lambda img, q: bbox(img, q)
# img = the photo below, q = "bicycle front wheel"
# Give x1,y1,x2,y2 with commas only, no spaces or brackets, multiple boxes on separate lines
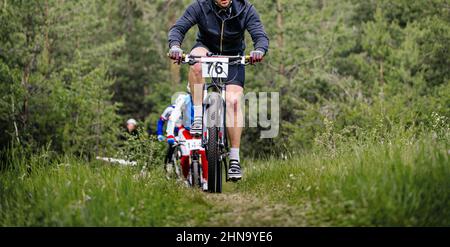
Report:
205,92,224,193
191,160,201,188
207,127,222,193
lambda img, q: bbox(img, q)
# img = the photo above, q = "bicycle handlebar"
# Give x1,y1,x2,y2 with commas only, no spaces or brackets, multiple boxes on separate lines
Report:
167,53,251,65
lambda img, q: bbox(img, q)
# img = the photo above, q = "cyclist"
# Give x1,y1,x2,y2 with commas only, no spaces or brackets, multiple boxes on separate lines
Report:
157,106,175,143
166,89,209,191
168,0,269,181
156,104,178,168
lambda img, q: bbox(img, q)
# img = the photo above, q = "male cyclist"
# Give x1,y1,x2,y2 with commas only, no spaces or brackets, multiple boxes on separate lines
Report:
166,91,209,191
168,0,269,181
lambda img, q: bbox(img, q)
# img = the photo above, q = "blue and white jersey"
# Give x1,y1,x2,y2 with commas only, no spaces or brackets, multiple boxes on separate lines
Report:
166,93,194,137
156,105,175,136
160,106,174,121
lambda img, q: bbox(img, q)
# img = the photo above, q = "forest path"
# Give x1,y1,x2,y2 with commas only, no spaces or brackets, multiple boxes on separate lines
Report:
200,192,316,226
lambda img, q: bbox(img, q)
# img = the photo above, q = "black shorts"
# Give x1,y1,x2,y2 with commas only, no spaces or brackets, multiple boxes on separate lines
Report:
191,42,245,88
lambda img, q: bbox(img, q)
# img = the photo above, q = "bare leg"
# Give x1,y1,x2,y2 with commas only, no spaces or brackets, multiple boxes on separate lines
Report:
226,85,244,149
226,84,244,180
189,47,209,106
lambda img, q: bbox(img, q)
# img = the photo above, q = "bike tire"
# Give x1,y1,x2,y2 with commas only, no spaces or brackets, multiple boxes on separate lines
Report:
191,160,201,188
207,127,222,193
205,92,224,193
173,146,182,180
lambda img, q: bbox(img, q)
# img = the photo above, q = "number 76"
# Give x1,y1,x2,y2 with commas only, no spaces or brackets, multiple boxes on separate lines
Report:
208,62,224,75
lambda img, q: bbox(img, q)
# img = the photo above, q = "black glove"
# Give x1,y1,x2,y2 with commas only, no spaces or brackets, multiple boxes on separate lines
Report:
249,49,264,64
169,45,183,63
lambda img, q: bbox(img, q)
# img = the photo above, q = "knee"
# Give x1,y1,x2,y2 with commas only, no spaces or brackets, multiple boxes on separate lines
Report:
226,94,241,109
190,63,202,79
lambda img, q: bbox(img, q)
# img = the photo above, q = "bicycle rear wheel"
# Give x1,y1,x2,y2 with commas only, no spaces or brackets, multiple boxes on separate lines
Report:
173,146,182,180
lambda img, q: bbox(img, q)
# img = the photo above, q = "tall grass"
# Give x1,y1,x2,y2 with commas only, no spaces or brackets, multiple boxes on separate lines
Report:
1,131,448,226
0,153,212,226
237,132,450,226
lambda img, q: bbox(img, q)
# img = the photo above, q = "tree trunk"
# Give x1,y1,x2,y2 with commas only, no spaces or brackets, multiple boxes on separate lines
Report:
11,95,20,144
20,10,41,138
276,0,285,76
317,0,324,9
43,0,51,76
379,59,384,85
20,13,33,131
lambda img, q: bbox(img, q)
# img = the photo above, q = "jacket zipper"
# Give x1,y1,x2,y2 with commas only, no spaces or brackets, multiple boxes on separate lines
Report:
220,20,225,54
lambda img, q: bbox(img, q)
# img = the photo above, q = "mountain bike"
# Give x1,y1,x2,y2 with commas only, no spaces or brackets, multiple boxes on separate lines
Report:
177,53,250,193
176,138,204,189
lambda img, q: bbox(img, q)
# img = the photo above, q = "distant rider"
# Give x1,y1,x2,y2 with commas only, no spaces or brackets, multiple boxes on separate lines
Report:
166,89,208,191
156,103,179,170
125,118,139,139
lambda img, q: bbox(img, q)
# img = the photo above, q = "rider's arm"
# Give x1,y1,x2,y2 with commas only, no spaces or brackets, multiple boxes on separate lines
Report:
168,3,200,48
245,5,270,54
157,106,173,135
166,95,186,137
156,118,165,136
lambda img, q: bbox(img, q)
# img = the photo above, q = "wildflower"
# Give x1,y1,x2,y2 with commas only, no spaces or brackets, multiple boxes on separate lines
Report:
84,195,92,202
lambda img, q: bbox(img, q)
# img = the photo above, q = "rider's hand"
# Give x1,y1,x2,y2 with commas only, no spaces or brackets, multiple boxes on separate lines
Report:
169,45,183,64
249,49,264,64
167,135,175,145
157,135,165,142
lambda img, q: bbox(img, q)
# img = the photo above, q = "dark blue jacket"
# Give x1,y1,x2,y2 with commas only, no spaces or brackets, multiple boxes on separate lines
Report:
168,0,269,55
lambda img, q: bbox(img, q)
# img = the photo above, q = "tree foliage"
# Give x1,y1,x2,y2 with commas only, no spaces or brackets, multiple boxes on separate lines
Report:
1,0,448,159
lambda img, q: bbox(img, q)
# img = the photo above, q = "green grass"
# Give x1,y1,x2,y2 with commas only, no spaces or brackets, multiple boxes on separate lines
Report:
236,136,450,226
0,158,213,226
1,134,449,226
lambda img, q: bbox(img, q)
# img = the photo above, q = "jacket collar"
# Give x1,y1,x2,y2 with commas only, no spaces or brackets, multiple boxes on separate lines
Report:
203,0,247,19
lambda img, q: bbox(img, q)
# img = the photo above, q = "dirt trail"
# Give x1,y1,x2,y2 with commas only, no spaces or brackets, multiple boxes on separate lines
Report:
202,192,312,226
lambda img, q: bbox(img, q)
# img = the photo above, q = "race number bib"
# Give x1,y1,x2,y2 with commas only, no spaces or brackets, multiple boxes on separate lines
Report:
185,139,203,151
201,57,229,78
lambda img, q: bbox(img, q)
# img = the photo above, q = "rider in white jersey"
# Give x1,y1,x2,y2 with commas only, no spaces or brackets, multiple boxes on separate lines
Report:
166,94,193,139
166,92,208,191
